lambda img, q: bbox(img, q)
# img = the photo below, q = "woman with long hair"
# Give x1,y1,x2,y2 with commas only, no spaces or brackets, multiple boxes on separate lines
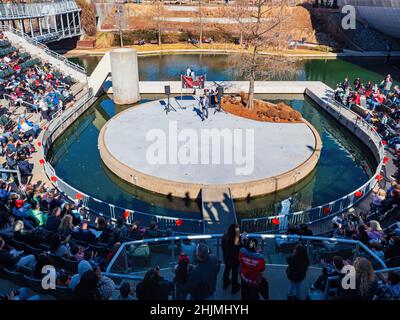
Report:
354,257,378,299
338,257,378,300
58,214,74,239
286,243,310,300
367,220,385,242
221,223,242,294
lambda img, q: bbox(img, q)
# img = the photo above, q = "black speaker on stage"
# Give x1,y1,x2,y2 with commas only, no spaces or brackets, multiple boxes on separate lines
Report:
217,86,224,97
164,85,171,95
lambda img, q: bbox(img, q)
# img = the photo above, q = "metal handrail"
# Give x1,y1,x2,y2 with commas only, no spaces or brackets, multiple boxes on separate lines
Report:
41,91,204,233
3,93,39,113
0,25,86,75
240,93,385,232
0,168,21,186
41,85,386,235
375,267,400,274
105,233,388,274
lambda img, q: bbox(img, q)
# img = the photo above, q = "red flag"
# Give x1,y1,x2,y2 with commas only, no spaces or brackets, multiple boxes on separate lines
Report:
271,218,280,226
383,157,389,164
323,207,331,215
122,210,130,220
182,75,205,89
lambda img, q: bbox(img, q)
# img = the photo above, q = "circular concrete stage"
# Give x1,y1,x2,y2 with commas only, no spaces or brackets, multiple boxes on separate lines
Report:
99,98,322,199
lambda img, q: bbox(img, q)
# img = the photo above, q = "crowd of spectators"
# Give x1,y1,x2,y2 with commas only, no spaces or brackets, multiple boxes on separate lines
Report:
0,176,175,299
0,27,399,300
129,223,400,301
0,31,77,189
334,74,400,144
0,31,75,121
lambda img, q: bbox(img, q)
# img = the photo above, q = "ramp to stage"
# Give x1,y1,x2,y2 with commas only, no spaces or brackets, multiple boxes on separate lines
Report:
201,187,237,234
88,51,111,96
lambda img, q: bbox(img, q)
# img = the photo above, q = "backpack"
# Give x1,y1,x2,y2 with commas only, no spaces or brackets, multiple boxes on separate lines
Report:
18,160,32,175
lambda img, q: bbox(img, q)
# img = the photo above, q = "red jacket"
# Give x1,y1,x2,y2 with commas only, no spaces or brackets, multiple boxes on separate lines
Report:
239,247,265,286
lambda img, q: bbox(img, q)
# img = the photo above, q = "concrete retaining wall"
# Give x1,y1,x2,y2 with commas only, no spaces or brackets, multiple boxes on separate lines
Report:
98,114,322,199
305,88,381,164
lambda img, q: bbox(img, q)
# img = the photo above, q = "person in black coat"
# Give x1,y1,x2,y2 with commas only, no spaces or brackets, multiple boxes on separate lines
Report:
72,221,97,245
221,223,242,294
384,236,400,261
44,207,62,233
136,267,172,300
183,243,220,300
286,243,310,300
0,237,17,269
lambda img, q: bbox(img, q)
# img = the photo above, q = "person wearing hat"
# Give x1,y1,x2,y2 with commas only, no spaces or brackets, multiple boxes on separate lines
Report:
69,259,93,290
12,198,32,223
174,253,194,300
239,238,266,300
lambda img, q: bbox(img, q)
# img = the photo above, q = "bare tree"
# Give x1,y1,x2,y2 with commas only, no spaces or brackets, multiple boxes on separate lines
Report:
198,0,203,46
230,0,297,109
116,2,124,47
76,0,96,37
151,0,165,46
218,0,249,46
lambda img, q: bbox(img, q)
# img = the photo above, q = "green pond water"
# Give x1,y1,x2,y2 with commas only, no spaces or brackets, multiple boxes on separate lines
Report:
69,53,399,88
50,54,399,220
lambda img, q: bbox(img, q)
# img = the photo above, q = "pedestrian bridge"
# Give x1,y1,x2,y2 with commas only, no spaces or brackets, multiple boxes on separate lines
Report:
0,0,82,43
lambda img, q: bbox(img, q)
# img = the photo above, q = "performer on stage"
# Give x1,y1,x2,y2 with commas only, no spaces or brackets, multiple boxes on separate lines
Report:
216,85,223,112
200,92,209,120
186,67,192,77
209,89,217,108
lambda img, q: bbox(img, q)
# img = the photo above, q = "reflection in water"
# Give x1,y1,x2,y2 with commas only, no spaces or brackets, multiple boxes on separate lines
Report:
69,54,399,89
50,94,376,219
59,53,394,219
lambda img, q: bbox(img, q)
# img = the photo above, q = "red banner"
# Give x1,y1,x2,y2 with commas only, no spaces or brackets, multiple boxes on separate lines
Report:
182,75,205,89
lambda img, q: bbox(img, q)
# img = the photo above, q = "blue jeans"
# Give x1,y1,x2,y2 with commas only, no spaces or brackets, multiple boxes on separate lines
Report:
175,283,187,300
288,281,303,298
367,99,380,111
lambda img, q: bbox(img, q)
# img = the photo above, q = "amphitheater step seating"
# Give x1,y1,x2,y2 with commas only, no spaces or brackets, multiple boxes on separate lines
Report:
71,82,89,100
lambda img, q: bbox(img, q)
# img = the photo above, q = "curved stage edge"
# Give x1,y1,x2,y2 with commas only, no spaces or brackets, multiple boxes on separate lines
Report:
98,99,322,200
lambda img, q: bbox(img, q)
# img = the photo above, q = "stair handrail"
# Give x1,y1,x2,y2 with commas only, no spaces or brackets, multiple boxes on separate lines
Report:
0,25,86,75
